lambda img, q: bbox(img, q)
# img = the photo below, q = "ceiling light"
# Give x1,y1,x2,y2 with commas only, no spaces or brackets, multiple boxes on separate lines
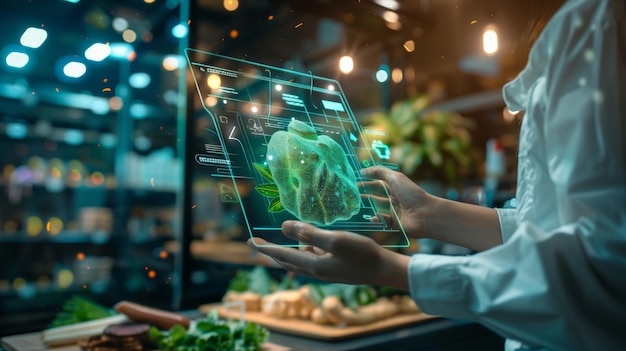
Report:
339,56,354,74
63,61,87,78
374,0,399,11
223,0,239,11
483,27,499,55
6,52,29,68
85,43,111,61
20,27,48,48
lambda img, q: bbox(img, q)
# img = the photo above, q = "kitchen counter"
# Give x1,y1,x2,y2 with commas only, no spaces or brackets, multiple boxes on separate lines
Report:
267,318,503,351
1,310,503,351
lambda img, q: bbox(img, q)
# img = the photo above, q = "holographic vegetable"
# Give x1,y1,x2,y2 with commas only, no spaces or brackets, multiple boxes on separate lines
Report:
260,120,360,225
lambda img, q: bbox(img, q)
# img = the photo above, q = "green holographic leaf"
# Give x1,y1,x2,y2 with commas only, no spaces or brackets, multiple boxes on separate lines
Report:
255,183,280,197
268,197,285,212
253,162,274,182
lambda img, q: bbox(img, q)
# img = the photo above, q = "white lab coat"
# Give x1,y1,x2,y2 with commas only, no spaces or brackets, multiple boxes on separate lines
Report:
408,0,626,350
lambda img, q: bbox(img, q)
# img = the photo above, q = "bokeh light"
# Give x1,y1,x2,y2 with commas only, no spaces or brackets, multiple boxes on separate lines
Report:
403,40,415,53
57,269,74,289
20,27,48,48
339,55,354,74
46,217,64,235
224,0,239,11
26,216,44,236
483,27,498,55
207,74,221,89
162,54,183,71
122,29,137,43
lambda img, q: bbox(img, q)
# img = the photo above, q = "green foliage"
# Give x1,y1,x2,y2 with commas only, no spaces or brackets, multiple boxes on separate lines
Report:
253,162,285,213
227,266,277,296
308,283,377,309
365,95,477,187
252,163,274,183
149,311,269,351
254,183,280,197
267,197,285,213
48,295,117,328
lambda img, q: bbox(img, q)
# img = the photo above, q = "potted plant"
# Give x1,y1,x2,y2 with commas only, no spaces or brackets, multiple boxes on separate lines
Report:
364,95,477,191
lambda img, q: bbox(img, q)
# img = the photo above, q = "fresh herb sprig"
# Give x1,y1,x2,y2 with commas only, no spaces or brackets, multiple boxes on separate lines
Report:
49,295,117,328
149,310,269,351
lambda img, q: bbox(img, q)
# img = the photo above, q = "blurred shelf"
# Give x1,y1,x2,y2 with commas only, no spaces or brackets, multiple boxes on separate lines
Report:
0,231,112,244
166,239,276,266
0,181,178,194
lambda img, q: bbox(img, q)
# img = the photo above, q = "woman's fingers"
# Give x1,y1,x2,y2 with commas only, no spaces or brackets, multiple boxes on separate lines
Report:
250,238,321,270
360,193,390,204
280,220,366,254
360,165,396,182
361,166,410,195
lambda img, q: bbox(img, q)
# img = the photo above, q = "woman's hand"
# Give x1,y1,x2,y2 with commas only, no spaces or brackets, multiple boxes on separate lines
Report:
360,166,434,239
248,220,410,291
362,166,502,251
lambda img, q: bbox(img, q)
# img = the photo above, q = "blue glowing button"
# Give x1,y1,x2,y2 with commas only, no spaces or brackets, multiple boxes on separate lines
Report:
321,100,345,112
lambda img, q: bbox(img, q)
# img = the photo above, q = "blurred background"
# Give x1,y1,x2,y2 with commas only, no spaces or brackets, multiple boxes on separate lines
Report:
0,0,558,339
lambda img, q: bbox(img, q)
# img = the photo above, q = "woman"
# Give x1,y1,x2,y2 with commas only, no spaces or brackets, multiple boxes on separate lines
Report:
249,0,626,349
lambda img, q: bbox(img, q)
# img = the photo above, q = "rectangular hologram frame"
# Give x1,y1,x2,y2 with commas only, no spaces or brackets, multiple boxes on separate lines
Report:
186,48,410,248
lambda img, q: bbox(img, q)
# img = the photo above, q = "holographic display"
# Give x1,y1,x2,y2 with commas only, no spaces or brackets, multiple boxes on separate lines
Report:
186,48,410,247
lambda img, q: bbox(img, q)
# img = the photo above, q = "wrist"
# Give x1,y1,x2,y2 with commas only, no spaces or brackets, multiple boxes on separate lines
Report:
374,249,411,291
421,193,443,240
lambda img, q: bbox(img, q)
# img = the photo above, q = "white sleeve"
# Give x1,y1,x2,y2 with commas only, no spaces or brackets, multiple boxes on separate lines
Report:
495,208,517,243
409,1,626,350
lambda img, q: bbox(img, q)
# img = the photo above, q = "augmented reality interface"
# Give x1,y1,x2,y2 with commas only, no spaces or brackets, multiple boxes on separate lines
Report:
186,48,409,247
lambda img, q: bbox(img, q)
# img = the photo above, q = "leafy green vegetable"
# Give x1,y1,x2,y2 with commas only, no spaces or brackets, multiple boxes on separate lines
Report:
149,310,269,351
247,266,276,296
49,295,117,328
227,270,252,293
309,283,377,309
277,273,300,291
228,266,278,296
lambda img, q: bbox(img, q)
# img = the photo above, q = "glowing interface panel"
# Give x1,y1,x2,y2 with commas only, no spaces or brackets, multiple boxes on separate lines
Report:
186,48,409,247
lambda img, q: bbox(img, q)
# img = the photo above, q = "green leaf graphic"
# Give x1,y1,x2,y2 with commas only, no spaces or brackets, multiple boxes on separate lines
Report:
268,197,285,212
253,162,274,182
255,183,280,197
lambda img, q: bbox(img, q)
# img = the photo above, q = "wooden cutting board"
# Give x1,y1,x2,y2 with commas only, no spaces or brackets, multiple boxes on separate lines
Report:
1,332,290,351
199,303,437,340
1,333,81,351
